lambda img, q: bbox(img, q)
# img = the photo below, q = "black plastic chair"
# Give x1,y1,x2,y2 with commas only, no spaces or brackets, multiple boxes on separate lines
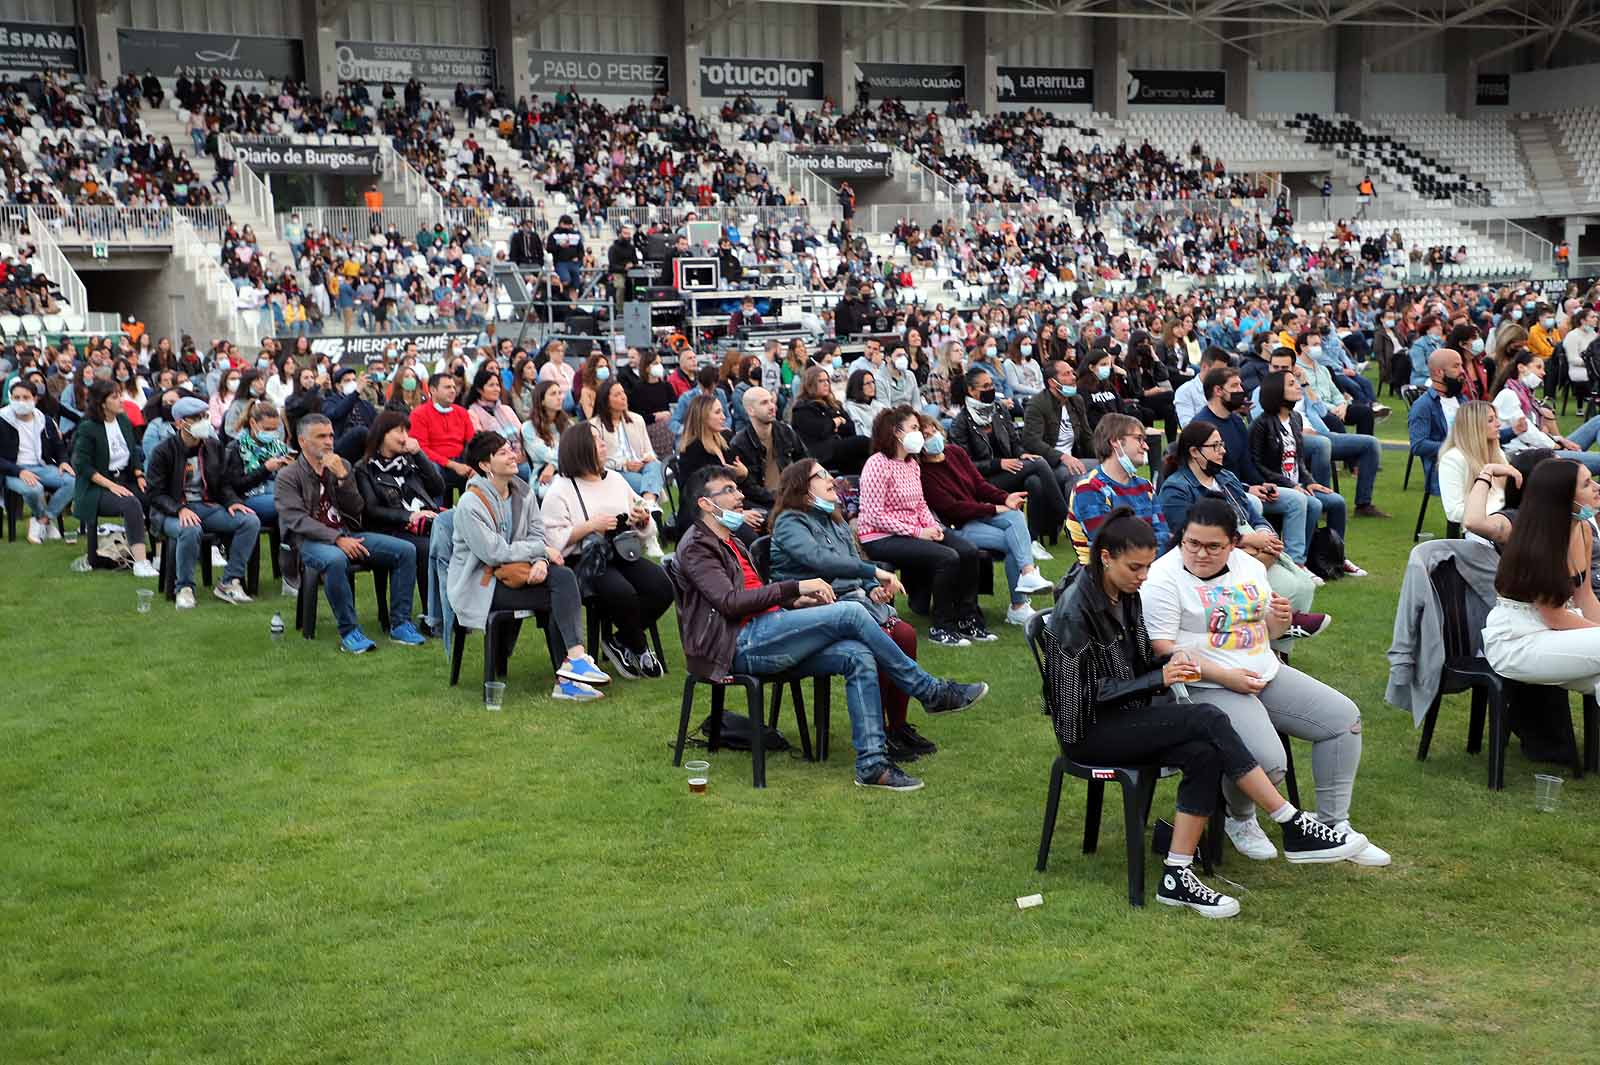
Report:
4,487,67,542
293,550,391,639
585,604,669,675
1400,385,1423,492
243,522,284,598
1024,611,1166,907
155,528,218,600
747,535,834,759
664,556,816,788
449,608,564,689
1418,556,1512,788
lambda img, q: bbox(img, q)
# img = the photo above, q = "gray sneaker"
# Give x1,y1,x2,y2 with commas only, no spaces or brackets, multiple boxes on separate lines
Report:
213,579,254,605
855,762,924,792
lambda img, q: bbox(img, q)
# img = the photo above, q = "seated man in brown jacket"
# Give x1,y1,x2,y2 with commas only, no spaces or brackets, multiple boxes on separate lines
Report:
672,464,989,793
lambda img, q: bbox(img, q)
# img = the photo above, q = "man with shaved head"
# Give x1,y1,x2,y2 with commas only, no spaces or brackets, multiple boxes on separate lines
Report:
730,386,808,510
1408,347,1465,497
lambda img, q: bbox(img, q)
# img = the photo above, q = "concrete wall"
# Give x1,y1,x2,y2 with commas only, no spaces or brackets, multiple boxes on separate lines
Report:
1367,73,1448,114
1512,62,1600,113
532,0,665,54
1256,70,1334,114
338,0,490,48
114,0,303,36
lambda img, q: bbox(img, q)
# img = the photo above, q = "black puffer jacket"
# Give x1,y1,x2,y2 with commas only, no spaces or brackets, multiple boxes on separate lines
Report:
354,451,446,534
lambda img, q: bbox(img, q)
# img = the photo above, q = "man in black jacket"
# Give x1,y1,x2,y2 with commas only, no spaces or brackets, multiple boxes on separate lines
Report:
833,282,876,339
729,387,806,507
608,222,638,312
509,218,544,270
546,214,585,289
147,397,260,608
1021,358,1091,491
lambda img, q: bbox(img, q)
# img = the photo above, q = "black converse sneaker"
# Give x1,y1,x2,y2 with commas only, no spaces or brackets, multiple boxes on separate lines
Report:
1156,863,1240,918
1281,812,1369,863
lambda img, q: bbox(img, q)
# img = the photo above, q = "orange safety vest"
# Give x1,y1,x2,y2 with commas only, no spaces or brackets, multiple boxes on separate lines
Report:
1557,244,1570,262
364,188,383,211
1358,179,1374,196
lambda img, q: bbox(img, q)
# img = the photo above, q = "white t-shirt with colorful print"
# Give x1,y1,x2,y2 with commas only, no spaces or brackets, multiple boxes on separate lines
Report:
1139,546,1280,686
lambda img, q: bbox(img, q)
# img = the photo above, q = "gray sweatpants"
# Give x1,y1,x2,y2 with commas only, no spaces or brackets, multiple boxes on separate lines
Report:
1201,662,1362,824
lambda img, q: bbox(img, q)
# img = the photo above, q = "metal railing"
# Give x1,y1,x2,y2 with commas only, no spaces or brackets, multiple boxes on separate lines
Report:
1471,217,1555,271
894,148,960,205
22,208,87,317
172,212,257,348
234,162,276,235
385,144,444,215
604,203,826,236
278,206,489,242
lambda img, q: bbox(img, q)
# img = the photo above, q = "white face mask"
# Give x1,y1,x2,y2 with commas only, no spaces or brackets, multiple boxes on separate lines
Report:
187,419,214,440
341,380,360,395
900,429,925,455
9,398,35,417
650,363,665,380
893,355,909,371
1520,372,1541,389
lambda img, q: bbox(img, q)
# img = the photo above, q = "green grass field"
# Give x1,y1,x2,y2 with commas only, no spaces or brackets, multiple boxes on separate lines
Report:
6,426,1600,1063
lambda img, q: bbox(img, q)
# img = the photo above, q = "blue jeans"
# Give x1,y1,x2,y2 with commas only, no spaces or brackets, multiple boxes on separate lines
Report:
554,261,582,289
1311,487,1346,542
957,509,1032,605
160,502,260,590
1567,414,1600,451
733,601,940,776
1261,488,1314,564
620,460,666,498
1318,428,1382,505
6,464,73,519
299,532,417,637
243,490,277,528
1332,372,1376,404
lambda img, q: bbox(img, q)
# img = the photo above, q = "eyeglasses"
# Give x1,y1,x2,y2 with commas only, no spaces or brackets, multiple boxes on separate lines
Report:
1199,441,1226,453
1181,537,1231,556
708,485,743,499
810,470,834,483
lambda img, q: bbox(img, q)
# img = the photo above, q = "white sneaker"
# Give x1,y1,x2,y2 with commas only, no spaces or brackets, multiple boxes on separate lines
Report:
132,559,159,579
175,587,196,610
1308,573,1326,588
44,520,62,541
26,517,44,544
1333,820,1392,866
213,579,253,605
1005,602,1038,626
1225,814,1279,860
211,546,228,568
1030,539,1054,561
1015,570,1054,595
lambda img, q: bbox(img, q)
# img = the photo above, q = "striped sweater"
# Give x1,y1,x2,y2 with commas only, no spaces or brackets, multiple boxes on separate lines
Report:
1066,466,1170,564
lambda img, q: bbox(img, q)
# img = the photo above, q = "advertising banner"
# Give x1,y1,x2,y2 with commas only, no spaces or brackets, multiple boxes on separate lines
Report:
788,146,893,179
1126,68,1226,106
528,49,668,96
335,41,495,90
855,62,964,103
116,29,305,83
281,331,482,364
1476,73,1510,107
996,66,1092,105
234,138,383,176
0,21,83,73
699,56,823,100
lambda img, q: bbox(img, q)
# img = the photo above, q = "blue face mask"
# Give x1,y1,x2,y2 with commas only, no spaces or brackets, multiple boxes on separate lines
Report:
1096,365,1112,381
256,428,283,443
1578,505,1597,523
596,366,611,381
1116,446,1138,475
831,355,843,369
812,496,835,514
1061,385,1078,397
923,433,946,456
715,504,745,531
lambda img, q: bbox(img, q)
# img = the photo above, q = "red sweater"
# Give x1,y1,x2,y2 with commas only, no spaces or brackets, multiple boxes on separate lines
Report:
919,444,1008,525
409,401,475,467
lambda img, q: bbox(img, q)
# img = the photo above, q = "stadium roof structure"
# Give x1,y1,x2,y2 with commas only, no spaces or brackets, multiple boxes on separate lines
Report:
765,0,1600,68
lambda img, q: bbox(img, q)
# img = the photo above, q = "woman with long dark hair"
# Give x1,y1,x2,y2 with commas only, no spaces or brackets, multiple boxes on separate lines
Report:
464,367,527,478
1041,508,1371,918
1125,337,1176,441
791,365,870,475
356,408,446,625
520,378,569,501
71,380,157,576
1484,458,1600,694
769,457,935,763
1249,369,1361,575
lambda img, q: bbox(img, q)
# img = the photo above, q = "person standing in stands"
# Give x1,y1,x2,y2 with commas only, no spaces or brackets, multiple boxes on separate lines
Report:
607,221,637,313
275,413,427,654
546,214,586,290
676,463,988,792
410,372,476,493
146,397,260,609
510,217,545,271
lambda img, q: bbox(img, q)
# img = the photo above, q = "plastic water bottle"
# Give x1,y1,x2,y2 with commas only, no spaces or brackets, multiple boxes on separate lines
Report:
270,612,285,642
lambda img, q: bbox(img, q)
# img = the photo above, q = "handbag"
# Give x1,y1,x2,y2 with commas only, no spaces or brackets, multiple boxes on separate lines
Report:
466,485,537,588
839,587,897,627
568,477,645,593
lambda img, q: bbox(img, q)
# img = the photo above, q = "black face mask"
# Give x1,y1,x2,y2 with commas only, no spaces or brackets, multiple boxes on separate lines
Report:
1224,391,1249,411
1443,375,1464,399
1200,457,1224,477
978,388,997,404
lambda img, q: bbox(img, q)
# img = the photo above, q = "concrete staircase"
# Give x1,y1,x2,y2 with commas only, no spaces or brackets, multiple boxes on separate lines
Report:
1513,115,1580,212
138,106,294,268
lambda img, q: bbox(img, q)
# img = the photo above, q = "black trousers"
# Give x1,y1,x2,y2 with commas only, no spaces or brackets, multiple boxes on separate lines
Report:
489,564,584,653
1323,405,1375,437
588,556,674,652
94,470,147,543
862,531,980,628
1065,699,1260,817
989,456,1067,539
1138,391,1179,441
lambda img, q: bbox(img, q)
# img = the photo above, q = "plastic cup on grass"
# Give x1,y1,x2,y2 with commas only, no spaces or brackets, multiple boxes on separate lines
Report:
484,681,506,711
685,760,710,794
1534,773,1563,812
